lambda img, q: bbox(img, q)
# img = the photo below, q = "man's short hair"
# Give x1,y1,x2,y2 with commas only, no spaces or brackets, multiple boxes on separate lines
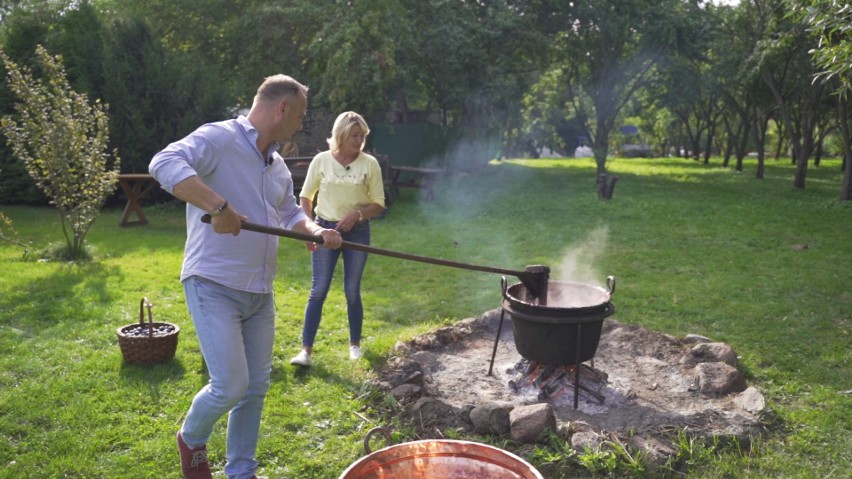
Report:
255,74,308,102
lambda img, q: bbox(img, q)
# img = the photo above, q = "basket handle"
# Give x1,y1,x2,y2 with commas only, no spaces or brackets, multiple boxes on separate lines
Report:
139,297,154,338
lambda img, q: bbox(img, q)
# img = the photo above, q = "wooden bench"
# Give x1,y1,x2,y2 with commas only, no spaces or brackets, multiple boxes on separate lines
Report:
117,174,159,227
389,165,446,201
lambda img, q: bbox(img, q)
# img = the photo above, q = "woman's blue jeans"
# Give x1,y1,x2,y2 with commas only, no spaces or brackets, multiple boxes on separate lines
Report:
301,218,370,348
180,275,275,479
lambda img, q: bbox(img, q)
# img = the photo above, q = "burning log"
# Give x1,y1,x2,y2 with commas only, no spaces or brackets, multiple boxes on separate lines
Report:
508,359,608,406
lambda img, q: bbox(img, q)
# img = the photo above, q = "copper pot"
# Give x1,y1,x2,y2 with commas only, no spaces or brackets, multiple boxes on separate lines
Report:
339,428,543,479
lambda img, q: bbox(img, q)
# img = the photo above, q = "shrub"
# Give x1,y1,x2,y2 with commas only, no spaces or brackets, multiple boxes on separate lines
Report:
0,44,119,261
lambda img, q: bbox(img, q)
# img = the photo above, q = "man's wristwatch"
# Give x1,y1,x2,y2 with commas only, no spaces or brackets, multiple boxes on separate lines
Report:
208,200,229,217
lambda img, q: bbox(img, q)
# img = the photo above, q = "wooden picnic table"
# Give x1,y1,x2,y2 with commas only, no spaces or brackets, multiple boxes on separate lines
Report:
114,159,311,229
113,157,397,227
389,165,446,201
117,173,158,227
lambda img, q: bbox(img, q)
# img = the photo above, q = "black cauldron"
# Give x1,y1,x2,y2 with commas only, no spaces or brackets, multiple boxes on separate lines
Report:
501,276,615,365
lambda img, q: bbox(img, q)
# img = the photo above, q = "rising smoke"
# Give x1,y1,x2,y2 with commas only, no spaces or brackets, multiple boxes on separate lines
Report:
554,225,610,287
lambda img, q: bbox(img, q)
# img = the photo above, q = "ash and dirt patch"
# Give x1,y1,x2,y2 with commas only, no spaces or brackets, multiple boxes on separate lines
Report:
376,309,768,441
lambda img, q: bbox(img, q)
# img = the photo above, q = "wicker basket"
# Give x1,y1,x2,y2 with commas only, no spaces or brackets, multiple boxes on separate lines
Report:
117,297,180,364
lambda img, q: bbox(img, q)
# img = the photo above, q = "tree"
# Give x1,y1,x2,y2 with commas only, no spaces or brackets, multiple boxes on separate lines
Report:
798,0,852,95
0,2,55,203
100,14,230,174
749,0,830,190
837,94,852,200
0,44,119,260
648,3,728,165
795,0,852,199
657,54,723,163
388,0,539,167
523,0,692,199
716,0,778,177
0,1,233,200
307,0,405,114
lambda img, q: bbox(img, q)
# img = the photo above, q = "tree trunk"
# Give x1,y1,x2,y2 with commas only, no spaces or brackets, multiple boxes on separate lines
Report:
594,149,610,199
793,150,808,189
839,96,852,201
721,116,733,166
791,124,812,189
596,172,618,200
764,70,818,189
703,123,715,164
691,131,702,161
736,120,751,172
793,113,818,188
814,141,822,167
753,113,768,180
593,130,615,199
774,131,785,161
593,117,615,199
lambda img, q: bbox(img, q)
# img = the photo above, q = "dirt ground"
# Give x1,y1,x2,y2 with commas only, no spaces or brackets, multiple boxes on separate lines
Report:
379,308,767,440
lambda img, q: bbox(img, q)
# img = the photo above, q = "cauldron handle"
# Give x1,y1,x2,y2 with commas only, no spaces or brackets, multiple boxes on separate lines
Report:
501,276,510,301
364,426,393,454
606,275,617,295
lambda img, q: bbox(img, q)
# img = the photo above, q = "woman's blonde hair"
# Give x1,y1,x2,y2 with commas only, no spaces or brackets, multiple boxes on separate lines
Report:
327,111,370,152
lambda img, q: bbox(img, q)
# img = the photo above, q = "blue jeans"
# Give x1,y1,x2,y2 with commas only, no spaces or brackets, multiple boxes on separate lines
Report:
301,218,370,347
180,276,275,479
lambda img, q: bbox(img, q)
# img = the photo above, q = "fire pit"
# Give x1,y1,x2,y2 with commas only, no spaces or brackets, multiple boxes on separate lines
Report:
375,308,767,466
489,277,616,408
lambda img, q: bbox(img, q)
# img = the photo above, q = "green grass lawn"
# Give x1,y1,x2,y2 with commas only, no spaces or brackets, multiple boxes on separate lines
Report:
0,156,849,478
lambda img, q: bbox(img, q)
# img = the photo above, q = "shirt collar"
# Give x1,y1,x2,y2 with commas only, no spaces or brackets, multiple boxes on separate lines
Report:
237,115,280,161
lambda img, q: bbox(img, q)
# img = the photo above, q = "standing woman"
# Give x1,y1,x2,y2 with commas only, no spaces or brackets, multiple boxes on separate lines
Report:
290,112,385,367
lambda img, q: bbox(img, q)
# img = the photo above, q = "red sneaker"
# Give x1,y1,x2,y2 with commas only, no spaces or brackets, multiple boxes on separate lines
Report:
176,431,212,479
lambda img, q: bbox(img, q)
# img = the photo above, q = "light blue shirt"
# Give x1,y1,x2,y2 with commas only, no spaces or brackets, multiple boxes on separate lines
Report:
149,115,308,293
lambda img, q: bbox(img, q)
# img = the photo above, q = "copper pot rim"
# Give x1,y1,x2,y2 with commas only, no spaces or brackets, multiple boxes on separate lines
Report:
339,438,544,479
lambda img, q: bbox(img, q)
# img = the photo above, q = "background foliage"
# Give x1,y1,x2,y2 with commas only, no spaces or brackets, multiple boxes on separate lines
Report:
0,0,849,204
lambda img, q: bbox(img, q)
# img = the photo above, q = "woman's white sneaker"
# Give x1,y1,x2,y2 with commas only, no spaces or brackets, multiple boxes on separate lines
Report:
349,345,363,360
290,350,312,367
